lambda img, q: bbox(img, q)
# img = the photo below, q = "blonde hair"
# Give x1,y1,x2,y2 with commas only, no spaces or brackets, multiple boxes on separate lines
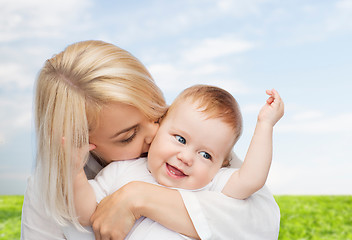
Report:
166,84,243,166
34,40,167,227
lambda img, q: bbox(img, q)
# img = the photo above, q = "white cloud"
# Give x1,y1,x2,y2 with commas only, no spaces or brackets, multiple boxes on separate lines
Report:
211,78,250,95
115,0,268,44
0,96,33,143
0,63,33,89
190,64,228,76
0,172,31,181
241,103,263,115
267,1,352,46
0,134,4,145
268,159,352,195
14,110,32,129
149,63,185,94
216,0,265,17
291,110,324,121
149,62,250,98
277,113,352,133
182,36,255,64
0,0,92,42
327,0,352,32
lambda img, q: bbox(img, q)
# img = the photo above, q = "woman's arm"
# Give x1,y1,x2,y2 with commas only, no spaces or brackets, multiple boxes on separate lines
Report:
90,181,199,240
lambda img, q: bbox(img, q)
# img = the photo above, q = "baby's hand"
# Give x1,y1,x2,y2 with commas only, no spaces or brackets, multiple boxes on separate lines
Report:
74,143,96,172
258,89,284,126
62,137,96,174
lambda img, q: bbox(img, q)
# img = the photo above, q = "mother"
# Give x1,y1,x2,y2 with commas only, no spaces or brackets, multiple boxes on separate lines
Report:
21,40,280,239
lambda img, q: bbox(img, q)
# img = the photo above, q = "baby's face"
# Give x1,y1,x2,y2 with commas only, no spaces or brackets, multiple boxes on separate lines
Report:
148,100,234,190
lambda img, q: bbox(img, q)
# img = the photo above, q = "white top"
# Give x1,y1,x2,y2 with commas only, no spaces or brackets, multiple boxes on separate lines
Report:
21,154,280,240
64,158,236,240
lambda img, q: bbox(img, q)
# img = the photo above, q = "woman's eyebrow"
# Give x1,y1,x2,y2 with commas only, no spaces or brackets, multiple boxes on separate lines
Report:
109,124,138,139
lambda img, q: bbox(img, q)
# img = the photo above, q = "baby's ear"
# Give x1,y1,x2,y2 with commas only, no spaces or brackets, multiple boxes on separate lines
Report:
222,157,230,167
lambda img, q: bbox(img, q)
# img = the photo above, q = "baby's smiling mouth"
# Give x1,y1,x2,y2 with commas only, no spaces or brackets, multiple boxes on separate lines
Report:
166,163,187,178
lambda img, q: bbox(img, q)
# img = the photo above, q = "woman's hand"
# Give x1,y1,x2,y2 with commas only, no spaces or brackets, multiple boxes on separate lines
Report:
90,182,141,240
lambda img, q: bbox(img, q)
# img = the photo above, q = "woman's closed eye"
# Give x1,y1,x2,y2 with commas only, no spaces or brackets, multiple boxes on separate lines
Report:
119,128,138,144
175,135,186,144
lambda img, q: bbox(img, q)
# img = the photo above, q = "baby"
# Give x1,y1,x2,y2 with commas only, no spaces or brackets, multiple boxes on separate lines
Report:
73,84,284,239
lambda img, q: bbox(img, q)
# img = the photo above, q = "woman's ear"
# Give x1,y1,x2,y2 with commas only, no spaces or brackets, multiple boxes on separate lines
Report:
89,143,96,151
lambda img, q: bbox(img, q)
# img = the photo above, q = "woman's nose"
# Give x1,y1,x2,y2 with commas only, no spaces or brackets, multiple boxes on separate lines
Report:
142,121,159,154
141,141,150,154
145,121,159,145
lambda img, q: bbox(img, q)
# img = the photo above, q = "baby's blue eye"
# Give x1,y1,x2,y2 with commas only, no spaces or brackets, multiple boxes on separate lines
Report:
200,151,211,160
175,135,186,144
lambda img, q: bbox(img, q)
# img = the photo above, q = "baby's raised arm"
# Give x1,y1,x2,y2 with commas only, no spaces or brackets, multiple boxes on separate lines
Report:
222,89,284,199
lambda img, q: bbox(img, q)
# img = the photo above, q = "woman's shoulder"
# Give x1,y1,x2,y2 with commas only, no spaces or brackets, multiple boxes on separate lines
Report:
21,175,65,239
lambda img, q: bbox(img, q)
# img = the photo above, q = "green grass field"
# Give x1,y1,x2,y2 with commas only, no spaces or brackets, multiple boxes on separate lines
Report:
0,196,23,240
1,195,351,240
275,195,352,240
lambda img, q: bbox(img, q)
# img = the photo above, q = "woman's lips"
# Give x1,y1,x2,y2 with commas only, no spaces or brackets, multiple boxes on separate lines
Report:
166,163,187,178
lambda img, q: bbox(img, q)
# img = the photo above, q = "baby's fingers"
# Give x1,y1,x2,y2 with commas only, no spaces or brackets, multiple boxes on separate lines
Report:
271,89,284,117
266,89,273,96
266,96,275,104
266,89,282,104
265,89,275,104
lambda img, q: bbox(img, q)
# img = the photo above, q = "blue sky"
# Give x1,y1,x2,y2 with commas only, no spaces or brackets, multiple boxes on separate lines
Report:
0,0,351,195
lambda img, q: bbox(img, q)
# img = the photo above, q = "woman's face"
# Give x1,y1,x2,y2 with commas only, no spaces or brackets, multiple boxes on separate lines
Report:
89,102,159,164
